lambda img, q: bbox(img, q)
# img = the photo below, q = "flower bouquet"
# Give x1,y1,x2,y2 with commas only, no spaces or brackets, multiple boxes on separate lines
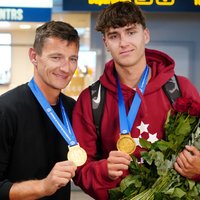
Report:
109,97,200,200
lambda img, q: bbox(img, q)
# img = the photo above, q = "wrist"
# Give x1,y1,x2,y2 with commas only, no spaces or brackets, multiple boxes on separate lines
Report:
192,174,200,182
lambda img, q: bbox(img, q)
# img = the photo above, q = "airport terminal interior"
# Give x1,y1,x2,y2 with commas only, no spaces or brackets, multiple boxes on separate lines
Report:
0,0,200,199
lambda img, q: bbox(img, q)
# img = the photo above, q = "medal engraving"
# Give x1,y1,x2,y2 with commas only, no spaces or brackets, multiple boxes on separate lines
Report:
67,144,87,167
117,134,136,154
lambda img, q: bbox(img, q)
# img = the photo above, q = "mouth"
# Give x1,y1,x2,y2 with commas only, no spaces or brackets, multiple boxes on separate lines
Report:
120,49,133,55
54,73,68,80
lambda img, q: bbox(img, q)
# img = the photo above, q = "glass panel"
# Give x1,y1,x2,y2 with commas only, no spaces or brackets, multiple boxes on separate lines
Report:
0,33,11,84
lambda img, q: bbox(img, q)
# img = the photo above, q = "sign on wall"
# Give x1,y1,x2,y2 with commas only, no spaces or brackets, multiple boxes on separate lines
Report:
0,0,52,22
63,0,200,12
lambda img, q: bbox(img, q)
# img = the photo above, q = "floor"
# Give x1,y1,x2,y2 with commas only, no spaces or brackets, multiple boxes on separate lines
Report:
71,190,93,200
71,182,94,200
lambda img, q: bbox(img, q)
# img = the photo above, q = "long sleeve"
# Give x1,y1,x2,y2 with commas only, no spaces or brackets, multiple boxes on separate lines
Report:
72,89,121,200
0,102,15,199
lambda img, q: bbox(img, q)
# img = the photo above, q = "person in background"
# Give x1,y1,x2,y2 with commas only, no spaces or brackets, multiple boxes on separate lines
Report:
72,2,200,200
0,21,79,199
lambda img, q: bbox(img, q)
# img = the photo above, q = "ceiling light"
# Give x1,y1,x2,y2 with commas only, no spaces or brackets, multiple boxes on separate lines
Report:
19,24,31,29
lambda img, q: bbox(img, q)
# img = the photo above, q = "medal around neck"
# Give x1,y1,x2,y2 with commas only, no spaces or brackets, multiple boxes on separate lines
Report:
117,133,136,154
67,143,87,167
28,79,87,167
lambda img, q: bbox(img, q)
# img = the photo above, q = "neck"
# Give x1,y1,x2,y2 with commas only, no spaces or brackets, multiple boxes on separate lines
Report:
34,77,60,106
116,65,150,88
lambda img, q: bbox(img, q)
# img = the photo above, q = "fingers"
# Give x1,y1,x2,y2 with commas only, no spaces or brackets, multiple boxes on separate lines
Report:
108,151,132,163
107,150,131,180
54,161,77,178
174,146,200,179
43,160,77,196
185,145,200,156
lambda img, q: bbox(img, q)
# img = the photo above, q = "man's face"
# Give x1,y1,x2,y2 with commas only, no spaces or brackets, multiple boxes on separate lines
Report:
30,37,79,91
103,24,150,69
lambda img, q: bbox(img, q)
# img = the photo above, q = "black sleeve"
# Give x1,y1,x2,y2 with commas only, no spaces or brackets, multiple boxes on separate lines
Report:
0,180,13,199
0,103,14,199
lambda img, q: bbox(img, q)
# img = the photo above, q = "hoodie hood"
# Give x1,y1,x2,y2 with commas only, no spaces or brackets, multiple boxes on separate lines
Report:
100,48,175,95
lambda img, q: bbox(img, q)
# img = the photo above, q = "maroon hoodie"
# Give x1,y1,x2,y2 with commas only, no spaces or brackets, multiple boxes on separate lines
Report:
72,48,200,200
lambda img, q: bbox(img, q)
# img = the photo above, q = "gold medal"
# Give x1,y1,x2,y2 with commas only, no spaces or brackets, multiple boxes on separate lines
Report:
67,144,87,167
116,133,136,154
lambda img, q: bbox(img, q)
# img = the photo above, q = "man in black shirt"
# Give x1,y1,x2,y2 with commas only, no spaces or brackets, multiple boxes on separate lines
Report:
0,21,79,199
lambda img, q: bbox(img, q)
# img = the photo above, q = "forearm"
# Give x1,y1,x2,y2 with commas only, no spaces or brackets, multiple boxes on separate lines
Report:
9,179,47,200
74,159,121,200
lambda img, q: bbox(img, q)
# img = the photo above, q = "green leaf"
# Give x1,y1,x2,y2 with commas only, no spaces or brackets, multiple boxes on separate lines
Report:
175,117,191,136
108,187,123,200
156,140,171,152
139,138,151,149
165,187,186,198
187,179,195,190
120,175,141,192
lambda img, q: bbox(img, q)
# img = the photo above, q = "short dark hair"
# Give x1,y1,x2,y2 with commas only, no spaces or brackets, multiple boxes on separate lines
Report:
33,21,80,55
96,1,146,34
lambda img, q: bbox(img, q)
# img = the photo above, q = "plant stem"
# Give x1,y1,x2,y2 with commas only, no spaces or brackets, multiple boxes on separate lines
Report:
129,175,172,200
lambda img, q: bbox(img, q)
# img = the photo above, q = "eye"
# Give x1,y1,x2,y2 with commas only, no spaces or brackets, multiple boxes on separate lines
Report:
127,30,136,36
51,56,61,61
108,34,118,40
70,57,78,64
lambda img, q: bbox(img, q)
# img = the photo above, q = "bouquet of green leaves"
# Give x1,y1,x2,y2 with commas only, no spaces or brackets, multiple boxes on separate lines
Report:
109,97,200,200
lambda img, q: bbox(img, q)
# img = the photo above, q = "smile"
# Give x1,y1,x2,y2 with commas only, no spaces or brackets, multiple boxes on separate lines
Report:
120,49,133,55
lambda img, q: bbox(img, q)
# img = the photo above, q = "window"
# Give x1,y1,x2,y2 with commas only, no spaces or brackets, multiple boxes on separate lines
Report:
0,33,11,84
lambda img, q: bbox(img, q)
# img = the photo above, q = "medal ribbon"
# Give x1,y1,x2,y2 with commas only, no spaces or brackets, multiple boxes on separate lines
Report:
117,65,149,134
28,78,77,146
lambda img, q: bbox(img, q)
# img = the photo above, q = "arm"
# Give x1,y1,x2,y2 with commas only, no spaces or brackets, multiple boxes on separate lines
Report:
72,89,131,200
9,161,77,200
174,77,200,180
74,150,130,200
0,101,77,199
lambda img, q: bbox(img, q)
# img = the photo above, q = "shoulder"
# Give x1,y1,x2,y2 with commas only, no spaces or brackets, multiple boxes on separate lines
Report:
176,75,200,100
0,84,32,124
76,86,91,105
0,84,30,108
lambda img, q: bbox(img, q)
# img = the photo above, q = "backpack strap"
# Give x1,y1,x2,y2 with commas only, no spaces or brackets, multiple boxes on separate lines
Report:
89,80,106,160
162,75,182,105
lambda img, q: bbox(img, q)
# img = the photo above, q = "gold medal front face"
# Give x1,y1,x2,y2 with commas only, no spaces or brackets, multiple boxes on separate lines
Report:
117,134,136,154
67,144,87,167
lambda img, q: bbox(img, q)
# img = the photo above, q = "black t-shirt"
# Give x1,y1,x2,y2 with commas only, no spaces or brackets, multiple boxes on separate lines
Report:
0,83,76,199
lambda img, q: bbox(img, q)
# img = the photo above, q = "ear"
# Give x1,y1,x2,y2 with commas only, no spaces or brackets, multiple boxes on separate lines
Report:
103,37,110,52
144,28,150,45
29,48,37,66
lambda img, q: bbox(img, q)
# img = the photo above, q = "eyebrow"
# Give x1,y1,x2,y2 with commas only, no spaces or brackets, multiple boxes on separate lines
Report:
106,24,137,36
70,55,78,59
48,53,63,57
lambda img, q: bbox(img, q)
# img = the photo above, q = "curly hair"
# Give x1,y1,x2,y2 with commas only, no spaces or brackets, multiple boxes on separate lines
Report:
96,1,146,35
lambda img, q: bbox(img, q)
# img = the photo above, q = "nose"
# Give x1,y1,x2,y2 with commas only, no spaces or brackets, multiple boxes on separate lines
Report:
119,34,129,47
59,59,70,73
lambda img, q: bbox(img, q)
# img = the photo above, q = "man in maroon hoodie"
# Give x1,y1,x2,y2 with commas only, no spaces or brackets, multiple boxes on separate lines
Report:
72,2,200,200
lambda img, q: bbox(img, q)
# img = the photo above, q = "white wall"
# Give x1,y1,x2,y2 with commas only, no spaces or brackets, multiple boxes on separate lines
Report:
0,29,34,94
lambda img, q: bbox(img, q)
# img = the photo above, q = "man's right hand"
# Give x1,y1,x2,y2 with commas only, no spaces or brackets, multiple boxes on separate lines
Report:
107,150,132,180
9,160,77,200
